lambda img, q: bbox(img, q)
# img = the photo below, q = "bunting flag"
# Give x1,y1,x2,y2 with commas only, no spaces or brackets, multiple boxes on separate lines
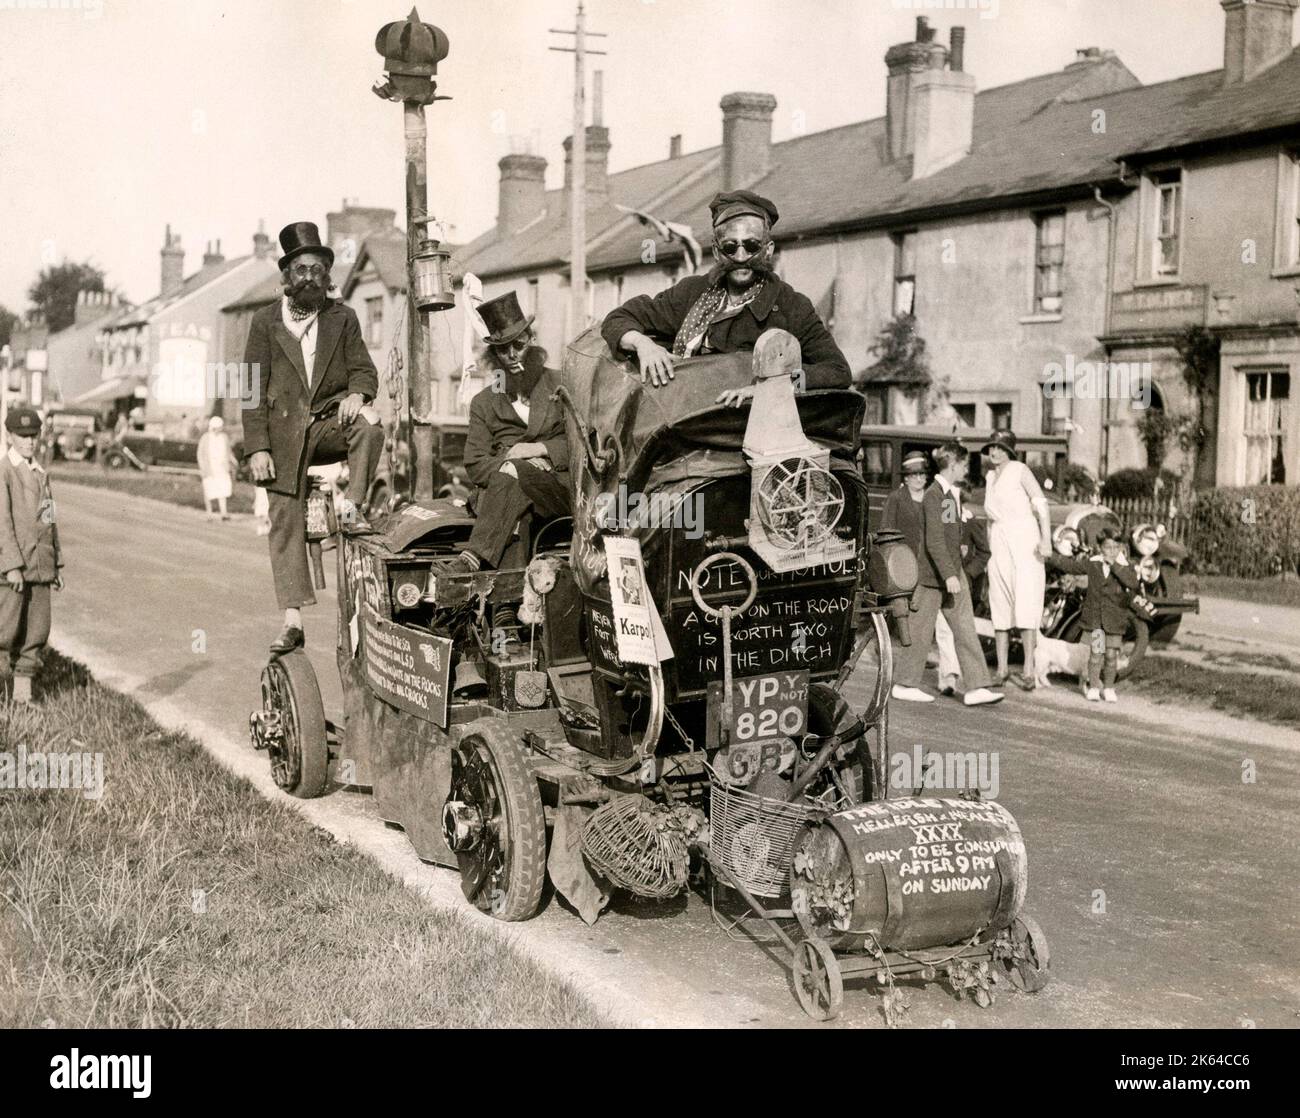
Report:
614,204,704,272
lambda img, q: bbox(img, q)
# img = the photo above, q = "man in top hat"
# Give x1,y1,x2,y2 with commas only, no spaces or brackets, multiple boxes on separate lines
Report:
242,221,384,656
601,190,850,403
0,406,62,703
444,291,570,589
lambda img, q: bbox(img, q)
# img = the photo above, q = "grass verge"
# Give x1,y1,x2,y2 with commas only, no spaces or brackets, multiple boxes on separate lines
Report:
1128,653,1300,729
0,651,608,1028
49,462,257,516
1197,574,1300,609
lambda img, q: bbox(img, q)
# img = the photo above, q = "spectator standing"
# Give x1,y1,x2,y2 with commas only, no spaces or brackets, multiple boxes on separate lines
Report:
197,416,236,522
983,431,1052,691
0,407,63,704
892,443,1003,707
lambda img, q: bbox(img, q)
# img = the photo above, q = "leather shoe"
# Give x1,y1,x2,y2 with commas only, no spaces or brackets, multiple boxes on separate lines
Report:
1010,672,1036,692
270,626,305,657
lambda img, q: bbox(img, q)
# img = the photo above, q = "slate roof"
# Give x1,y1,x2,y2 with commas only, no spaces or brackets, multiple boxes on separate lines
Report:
340,232,411,298
107,256,252,329
457,47,1300,280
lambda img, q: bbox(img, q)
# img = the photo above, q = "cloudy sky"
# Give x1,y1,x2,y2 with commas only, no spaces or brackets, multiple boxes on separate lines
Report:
0,0,1285,312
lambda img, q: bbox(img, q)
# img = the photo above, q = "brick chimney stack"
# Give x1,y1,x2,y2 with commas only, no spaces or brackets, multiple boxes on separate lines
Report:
1221,0,1298,85
884,19,976,178
497,153,548,234
202,240,225,268
253,219,272,259
563,125,611,197
720,92,777,191
160,224,184,297
74,290,114,326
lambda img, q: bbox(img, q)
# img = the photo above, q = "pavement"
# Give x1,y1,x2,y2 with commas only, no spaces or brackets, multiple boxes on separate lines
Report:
41,481,1300,1028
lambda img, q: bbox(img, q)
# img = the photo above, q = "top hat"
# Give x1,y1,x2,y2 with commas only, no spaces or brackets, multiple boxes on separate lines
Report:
4,406,41,437
278,221,335,272
981,429,1018,458
709,190,780,229
901,450,929,475
477,291,534,346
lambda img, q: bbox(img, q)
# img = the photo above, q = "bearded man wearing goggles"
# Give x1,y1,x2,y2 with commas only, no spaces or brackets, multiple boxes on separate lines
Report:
600,190,850,406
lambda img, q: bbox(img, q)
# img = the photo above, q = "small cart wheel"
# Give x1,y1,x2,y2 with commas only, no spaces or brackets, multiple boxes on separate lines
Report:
1002,914,1051,993
260,651,329,799
793,938,844,1022
444,720,546,922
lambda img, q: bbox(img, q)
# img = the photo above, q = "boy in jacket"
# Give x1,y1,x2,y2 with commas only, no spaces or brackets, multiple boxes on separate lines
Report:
1046,527,1136,702
0,407,63,703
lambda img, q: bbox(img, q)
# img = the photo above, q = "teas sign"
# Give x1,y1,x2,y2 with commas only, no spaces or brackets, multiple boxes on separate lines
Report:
707,670,809,748
361,604,453,726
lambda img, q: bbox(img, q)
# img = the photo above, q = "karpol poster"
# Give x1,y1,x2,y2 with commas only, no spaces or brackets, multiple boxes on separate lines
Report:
360,604,453,726
604,536,667,665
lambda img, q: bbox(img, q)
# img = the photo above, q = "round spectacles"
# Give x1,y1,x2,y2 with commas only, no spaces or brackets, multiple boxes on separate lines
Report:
289,264,329,279
716,237,766,259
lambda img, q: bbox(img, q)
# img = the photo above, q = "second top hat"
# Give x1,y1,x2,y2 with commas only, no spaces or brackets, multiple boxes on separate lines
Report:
477,291,534,346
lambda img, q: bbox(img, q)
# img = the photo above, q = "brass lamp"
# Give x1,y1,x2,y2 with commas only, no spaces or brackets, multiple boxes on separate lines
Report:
412,237,454,312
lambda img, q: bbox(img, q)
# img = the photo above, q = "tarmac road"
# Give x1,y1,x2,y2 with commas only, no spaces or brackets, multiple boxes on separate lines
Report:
47,482,1300,1028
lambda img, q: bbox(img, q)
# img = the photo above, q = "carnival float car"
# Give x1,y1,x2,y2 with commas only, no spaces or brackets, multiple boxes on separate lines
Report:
250,328,1049,1020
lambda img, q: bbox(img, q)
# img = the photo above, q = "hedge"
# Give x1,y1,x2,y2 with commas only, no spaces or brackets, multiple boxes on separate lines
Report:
1189,486,1300,579
1100,467,1183,502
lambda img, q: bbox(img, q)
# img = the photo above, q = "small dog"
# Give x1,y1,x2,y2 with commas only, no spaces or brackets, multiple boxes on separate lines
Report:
1034,635,1090,687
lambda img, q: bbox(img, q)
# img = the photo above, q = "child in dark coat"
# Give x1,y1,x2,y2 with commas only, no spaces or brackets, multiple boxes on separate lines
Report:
0,407,63,703
1045,527,1137,702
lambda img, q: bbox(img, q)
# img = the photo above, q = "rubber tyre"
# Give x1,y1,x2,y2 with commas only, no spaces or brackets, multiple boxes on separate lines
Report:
1114,618,1149,681
1004,914,1051,993
807,682,871,802
264,650,329,799
453,720,547,922
104,450,127,470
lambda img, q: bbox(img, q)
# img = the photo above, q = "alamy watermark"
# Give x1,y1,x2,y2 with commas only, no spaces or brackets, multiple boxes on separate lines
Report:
0,0,103,18
149,361,261,409
890,0,999,20
594,483,704,540
890,743,999,800
1041,356,1152,410
0,743,104,800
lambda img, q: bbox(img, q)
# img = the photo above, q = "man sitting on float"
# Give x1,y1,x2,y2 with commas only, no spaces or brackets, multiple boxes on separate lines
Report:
600,190,851,405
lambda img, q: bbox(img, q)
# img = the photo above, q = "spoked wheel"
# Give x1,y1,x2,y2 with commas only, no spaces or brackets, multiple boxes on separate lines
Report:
255,651,329,799
793,938,844,1021
1114,619,1149,681
999,914,1051,993
442,720,546,922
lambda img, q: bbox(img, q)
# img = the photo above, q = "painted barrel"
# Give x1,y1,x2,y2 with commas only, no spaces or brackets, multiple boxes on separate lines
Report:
790,797,1027,952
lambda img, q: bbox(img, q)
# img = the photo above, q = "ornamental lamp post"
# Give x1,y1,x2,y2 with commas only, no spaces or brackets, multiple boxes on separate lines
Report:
373,7,451,501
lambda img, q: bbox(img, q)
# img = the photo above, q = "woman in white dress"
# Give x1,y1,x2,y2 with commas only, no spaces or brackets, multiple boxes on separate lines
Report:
197,415,236,521
982,430,1052,690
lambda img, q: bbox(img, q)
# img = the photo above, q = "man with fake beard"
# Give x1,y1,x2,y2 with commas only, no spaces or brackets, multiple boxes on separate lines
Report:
601,190,850,404
242,221,383,656
445,291,570,589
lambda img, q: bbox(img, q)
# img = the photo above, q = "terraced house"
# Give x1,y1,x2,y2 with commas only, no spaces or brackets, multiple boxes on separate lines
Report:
454,1,1300,489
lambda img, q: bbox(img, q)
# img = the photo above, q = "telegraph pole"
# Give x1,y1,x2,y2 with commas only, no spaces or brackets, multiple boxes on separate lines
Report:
550,2,606,339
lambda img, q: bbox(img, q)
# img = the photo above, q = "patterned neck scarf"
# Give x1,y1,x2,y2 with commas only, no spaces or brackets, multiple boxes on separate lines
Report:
287,298,318,322
671,276,766,358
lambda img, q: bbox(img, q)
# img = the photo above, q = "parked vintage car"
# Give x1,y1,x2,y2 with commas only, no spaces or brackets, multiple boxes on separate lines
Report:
365,415,470,511
49,408,102,462
103,426,247,477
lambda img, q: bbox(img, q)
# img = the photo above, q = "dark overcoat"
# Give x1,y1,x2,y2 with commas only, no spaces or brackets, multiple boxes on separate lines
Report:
241,299,379,497
600,272,851,389
0,457,60,583
462,367,570,495
1047,553,1140,635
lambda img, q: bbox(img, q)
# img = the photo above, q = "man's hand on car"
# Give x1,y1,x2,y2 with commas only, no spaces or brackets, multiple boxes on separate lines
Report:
715,386,754,408
248,451,276,482
634,339,675,388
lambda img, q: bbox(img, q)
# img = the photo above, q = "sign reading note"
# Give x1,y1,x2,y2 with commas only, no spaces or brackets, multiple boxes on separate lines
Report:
360,604,453,727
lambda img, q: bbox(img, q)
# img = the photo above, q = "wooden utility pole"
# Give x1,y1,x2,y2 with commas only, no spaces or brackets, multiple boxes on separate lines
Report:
550,2,606,339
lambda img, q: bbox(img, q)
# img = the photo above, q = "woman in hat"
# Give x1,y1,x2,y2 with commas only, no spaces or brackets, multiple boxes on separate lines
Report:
982,430,1053,690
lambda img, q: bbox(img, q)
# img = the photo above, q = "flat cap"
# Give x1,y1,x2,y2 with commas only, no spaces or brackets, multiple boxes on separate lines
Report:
4,406,41,437
709,190,779,229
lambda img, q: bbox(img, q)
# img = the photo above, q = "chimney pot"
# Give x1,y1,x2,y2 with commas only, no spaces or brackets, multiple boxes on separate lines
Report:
719,91,777,190
950,26,966,72
669,134,682,159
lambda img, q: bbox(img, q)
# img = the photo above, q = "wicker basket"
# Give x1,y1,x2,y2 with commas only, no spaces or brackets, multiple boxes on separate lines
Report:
708,771,816,898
